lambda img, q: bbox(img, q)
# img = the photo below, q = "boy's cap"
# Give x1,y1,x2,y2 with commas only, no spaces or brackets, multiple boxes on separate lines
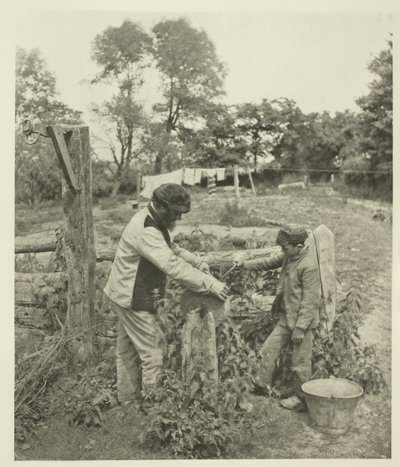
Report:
276,223,308,246
152,183,191,213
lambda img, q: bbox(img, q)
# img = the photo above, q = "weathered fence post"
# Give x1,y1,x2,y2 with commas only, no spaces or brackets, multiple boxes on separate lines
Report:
59,126,96,366
22,120,97,367
182,310,218,389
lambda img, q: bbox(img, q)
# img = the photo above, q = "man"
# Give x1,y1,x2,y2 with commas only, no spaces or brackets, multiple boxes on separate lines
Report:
104,183,228,405
238,223,321,410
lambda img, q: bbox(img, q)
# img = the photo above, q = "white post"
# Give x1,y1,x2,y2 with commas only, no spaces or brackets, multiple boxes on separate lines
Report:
234,165,240,202
247,168,256,196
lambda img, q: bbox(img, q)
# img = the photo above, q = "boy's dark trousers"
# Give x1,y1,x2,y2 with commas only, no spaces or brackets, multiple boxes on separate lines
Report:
254,319,313,397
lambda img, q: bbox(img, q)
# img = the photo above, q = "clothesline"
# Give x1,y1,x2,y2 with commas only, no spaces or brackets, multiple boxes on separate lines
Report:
140,164,391,199
141,167,239,199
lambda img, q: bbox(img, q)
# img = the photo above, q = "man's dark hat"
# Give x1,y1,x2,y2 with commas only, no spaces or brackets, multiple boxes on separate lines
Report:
152,183,191,213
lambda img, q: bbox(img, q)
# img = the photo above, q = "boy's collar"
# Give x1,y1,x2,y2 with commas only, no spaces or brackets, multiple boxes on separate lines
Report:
287,244,308,262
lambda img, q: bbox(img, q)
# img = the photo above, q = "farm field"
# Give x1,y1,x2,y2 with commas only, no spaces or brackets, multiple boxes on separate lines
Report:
14,187,393,460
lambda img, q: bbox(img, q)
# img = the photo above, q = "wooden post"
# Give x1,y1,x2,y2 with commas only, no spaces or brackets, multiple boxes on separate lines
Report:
136,167,142,203
61,126,96,366
182,310,218,391
331,174,335,184
247,167,256,196
307,225,336,334
233,165,240,203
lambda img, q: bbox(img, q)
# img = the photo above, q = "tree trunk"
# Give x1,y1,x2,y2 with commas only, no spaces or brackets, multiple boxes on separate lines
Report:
111,178,121,197
154,129,172,174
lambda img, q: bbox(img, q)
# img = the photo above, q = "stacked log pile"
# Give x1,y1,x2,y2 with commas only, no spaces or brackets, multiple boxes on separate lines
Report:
14,244,280,333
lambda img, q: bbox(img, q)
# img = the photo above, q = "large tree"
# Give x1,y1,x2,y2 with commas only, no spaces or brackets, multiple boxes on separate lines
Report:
91,20,152,195
356,40,392,170
151,18,226,173
296,110,359,178
178,104,240,167
234,100,281,170
15,47,82,206
338,40,393,200
269,98,308,168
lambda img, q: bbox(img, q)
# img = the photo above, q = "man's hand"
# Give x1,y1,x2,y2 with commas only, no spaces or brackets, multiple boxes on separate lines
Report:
292,327,305,345
210,279,229,301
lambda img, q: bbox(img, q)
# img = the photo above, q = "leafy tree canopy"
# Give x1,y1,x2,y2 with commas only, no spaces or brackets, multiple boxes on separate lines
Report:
15,47,81,206
356,40,392,169
91,20,152,86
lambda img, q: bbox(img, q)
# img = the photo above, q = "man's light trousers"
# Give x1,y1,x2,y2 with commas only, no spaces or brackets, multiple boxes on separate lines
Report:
112,303,167,402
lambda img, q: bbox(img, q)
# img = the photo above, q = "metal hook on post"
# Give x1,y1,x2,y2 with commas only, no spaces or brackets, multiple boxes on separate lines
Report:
21,117,81,193
22,118,42,145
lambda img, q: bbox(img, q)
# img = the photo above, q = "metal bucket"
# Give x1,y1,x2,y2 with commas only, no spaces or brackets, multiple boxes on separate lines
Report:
302,378,363,435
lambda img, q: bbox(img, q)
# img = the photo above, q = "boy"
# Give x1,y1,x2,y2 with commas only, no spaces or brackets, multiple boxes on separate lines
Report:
238,223,321,410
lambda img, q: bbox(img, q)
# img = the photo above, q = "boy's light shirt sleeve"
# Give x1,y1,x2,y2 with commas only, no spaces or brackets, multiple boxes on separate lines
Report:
243,251,284,271
135,227,216,293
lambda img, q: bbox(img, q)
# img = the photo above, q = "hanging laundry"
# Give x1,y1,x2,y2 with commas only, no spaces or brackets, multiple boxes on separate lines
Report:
140,169,183,199
216,168,226,181
183,168,196,186
206,168,216,177
194,168,204,184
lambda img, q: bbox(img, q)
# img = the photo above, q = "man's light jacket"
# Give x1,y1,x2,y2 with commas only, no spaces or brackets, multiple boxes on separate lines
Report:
104,204,216,312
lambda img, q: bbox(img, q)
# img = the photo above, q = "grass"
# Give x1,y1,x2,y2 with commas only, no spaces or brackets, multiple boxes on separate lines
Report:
15,204,64,236
15,186,392,460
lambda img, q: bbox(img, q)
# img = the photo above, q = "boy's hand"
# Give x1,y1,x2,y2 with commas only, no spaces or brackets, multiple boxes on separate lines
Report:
199,261,211,274
292,327,305,345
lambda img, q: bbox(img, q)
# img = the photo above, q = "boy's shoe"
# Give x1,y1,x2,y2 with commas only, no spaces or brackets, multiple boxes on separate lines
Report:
119,400,133,407
280,395,307,411
140,399,159,415
250,376,272,396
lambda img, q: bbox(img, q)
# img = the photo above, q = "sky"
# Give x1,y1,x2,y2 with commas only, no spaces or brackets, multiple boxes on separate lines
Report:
14,9,392,123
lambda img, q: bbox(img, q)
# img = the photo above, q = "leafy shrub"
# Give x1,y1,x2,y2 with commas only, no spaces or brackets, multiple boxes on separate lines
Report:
312,282,386,393
173,227,220,253
63,362,118,428
143,371,238,458
118,167,138,195
339,154,392,202
213,260,385,396
173,227,270,254
91,159,114,200
141,283,255,459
